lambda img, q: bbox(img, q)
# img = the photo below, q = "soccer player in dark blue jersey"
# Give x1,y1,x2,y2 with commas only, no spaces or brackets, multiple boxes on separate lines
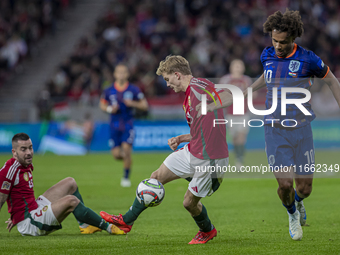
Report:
203,9,340,241
100,64,148,187
246,9,340,240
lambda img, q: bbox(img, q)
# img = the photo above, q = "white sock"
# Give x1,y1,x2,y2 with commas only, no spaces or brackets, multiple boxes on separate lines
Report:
79,223,89,228
107,224,112,233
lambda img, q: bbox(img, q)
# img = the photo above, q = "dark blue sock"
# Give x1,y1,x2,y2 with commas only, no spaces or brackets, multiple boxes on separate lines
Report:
124,168,130,179
283,200,296,214
295,190,304,202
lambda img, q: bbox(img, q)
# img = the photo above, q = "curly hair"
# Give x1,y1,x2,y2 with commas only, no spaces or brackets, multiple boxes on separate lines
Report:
263,9,304,39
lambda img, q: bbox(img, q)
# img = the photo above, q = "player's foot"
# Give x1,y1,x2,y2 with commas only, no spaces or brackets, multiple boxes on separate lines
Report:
108,224,126,235
296,201,307,226
100,212,133,233
188,227,217,244
288,210,303,241
79,225,102,234
121,178,131,187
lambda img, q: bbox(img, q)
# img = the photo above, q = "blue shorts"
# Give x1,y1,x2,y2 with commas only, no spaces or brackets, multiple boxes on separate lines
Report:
109,123,135,148
264,124,315,175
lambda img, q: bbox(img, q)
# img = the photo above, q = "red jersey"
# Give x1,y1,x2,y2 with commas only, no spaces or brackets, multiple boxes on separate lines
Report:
183,77,229,160
219,74,252,115
0,158,38,225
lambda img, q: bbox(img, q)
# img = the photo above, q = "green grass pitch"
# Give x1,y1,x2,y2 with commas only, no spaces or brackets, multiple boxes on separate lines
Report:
0,150,339,254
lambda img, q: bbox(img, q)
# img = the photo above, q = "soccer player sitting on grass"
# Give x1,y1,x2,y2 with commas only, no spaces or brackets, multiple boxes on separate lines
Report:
0,133,124,236
101,55,229,244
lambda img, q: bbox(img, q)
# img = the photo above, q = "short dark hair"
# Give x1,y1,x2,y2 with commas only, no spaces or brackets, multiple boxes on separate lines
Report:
263,9,304,39
12,133,30,143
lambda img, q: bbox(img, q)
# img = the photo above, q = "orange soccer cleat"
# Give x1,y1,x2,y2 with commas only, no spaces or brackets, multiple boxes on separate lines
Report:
188,227,217,244
100,212,133,233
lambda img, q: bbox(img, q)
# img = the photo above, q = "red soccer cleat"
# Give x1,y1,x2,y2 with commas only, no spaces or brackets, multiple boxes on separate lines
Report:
188,227,217,244
100,211,133,233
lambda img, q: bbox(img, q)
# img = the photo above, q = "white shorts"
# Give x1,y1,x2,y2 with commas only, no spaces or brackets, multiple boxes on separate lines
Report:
227,114,250,138
164,145,229,197
16,195,61,236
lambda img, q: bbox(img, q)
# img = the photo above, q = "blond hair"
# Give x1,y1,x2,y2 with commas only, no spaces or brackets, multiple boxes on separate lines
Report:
156,55,192,76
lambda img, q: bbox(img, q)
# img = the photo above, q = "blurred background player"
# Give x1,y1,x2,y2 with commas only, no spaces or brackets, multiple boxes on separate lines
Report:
219,59,253,169
0,133,124,236
99,64,148,187
101,55,229,244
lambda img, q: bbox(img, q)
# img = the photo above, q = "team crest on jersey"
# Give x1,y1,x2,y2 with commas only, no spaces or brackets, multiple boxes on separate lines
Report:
188,96,191,107
42,206,48,212
1,181,11,190
269,155,275,165
289,60,300,72
23,172,29,181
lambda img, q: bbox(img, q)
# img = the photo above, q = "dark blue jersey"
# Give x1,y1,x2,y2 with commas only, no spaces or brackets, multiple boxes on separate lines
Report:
101,82,144,129
261,43,329,127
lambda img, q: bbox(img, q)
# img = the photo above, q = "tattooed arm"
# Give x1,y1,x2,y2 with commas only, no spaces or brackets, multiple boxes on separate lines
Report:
0,192,13,232
0,192,8,211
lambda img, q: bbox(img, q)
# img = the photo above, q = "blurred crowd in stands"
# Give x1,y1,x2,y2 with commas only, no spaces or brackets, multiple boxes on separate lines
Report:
2,0,340,120
0,0,75,86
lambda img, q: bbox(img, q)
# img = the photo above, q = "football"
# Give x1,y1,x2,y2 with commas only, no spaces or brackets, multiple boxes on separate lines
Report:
136,178,165,207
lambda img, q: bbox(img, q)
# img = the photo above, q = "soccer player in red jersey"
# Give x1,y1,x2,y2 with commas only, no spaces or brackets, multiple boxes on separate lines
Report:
0,133,124,236
101,55,229,244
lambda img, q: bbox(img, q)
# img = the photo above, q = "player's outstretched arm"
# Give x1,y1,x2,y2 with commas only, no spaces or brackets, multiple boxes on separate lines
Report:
243,74,266,98
123,98,149,111
323,70,340,108
196,90,233,117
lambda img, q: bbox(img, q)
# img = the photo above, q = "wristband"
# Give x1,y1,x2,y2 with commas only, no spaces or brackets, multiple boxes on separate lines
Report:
106,106,113,113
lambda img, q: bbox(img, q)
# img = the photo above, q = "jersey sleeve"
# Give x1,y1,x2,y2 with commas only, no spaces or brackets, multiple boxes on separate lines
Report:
308,51,329,78
100,89,109,104
0,162,14,195
132,86,145,101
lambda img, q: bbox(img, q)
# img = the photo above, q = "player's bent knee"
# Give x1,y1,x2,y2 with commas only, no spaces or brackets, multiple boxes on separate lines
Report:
66,195,80,210
297,185,312,198
64,177,78,190
278,181,294,192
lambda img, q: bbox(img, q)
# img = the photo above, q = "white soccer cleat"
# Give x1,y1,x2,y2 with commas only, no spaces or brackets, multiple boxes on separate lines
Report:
288,210,303,241
296,201,307,226
120,178,131,187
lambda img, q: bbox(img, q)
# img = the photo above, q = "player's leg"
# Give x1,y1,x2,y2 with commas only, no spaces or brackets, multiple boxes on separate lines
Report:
111,146,123,160
110,128,123,160
120,127,135,187
50,195,124,235
100,163,180,233
186,157,227,244
294,176,313,226
184,190,217,244
120,142,132,187
265,125,302,240
293,124,315,226
43,178,123,234
101,145,189,232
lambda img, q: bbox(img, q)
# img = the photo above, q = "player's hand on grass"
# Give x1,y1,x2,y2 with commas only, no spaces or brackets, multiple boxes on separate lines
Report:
168,137,180,151
5,218,13,232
